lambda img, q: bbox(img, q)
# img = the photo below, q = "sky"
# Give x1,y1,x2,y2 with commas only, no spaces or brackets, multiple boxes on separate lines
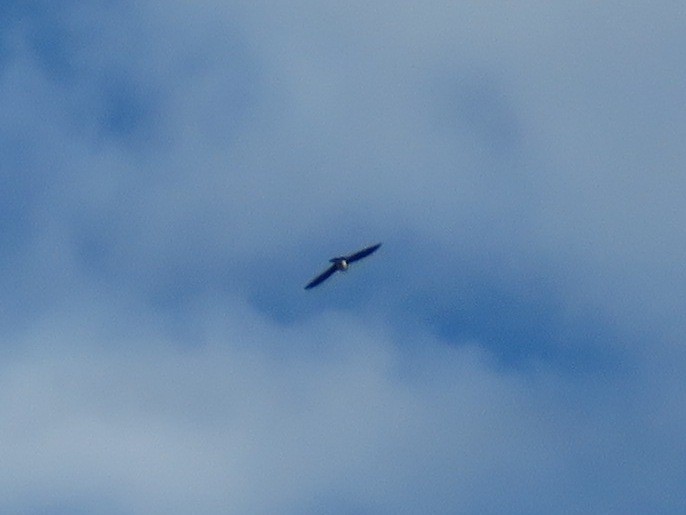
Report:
1,1,685,513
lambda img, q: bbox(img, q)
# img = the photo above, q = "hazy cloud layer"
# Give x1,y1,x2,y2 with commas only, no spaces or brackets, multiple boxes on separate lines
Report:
2,2,685,513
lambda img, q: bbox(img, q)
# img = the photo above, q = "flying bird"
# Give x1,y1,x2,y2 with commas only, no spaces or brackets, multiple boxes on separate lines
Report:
305,243,382,290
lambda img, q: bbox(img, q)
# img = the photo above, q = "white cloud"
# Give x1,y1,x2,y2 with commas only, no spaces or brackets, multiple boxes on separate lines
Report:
0,297,591,512
2,1,686,512
2,292,683,512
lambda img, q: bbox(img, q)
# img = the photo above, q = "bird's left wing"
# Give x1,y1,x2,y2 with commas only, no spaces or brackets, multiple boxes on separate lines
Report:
304,264,337,289
346,243,382,263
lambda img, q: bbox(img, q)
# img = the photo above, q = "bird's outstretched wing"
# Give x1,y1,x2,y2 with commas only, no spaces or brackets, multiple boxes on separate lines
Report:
346,243,382,263
304,264,337,289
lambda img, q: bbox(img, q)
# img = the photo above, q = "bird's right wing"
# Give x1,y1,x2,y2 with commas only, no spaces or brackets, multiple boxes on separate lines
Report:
304,264,337,289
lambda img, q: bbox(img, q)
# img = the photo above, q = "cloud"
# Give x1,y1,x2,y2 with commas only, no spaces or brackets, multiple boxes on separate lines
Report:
3,294,682,513
1,1,686,513
0,297,612,512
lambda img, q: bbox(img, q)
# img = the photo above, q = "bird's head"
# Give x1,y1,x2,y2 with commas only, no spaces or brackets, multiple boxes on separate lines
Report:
329,257,348,270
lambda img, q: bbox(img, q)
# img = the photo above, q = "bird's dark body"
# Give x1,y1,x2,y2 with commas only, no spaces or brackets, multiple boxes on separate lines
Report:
305,243,381,289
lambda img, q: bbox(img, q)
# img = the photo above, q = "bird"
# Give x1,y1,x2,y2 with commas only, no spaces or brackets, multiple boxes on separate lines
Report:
304,243,382,290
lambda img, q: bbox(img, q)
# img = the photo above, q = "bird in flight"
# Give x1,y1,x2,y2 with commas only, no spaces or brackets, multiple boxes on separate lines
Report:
305,243,382,290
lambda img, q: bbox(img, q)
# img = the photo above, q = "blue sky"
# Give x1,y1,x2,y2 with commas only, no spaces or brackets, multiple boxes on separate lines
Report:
2,2,685,513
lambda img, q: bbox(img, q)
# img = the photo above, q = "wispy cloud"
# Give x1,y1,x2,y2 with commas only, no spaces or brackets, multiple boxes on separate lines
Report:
1,2,685,512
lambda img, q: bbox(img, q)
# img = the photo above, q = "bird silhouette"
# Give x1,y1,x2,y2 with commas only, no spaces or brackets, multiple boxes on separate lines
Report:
305,243,382,289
